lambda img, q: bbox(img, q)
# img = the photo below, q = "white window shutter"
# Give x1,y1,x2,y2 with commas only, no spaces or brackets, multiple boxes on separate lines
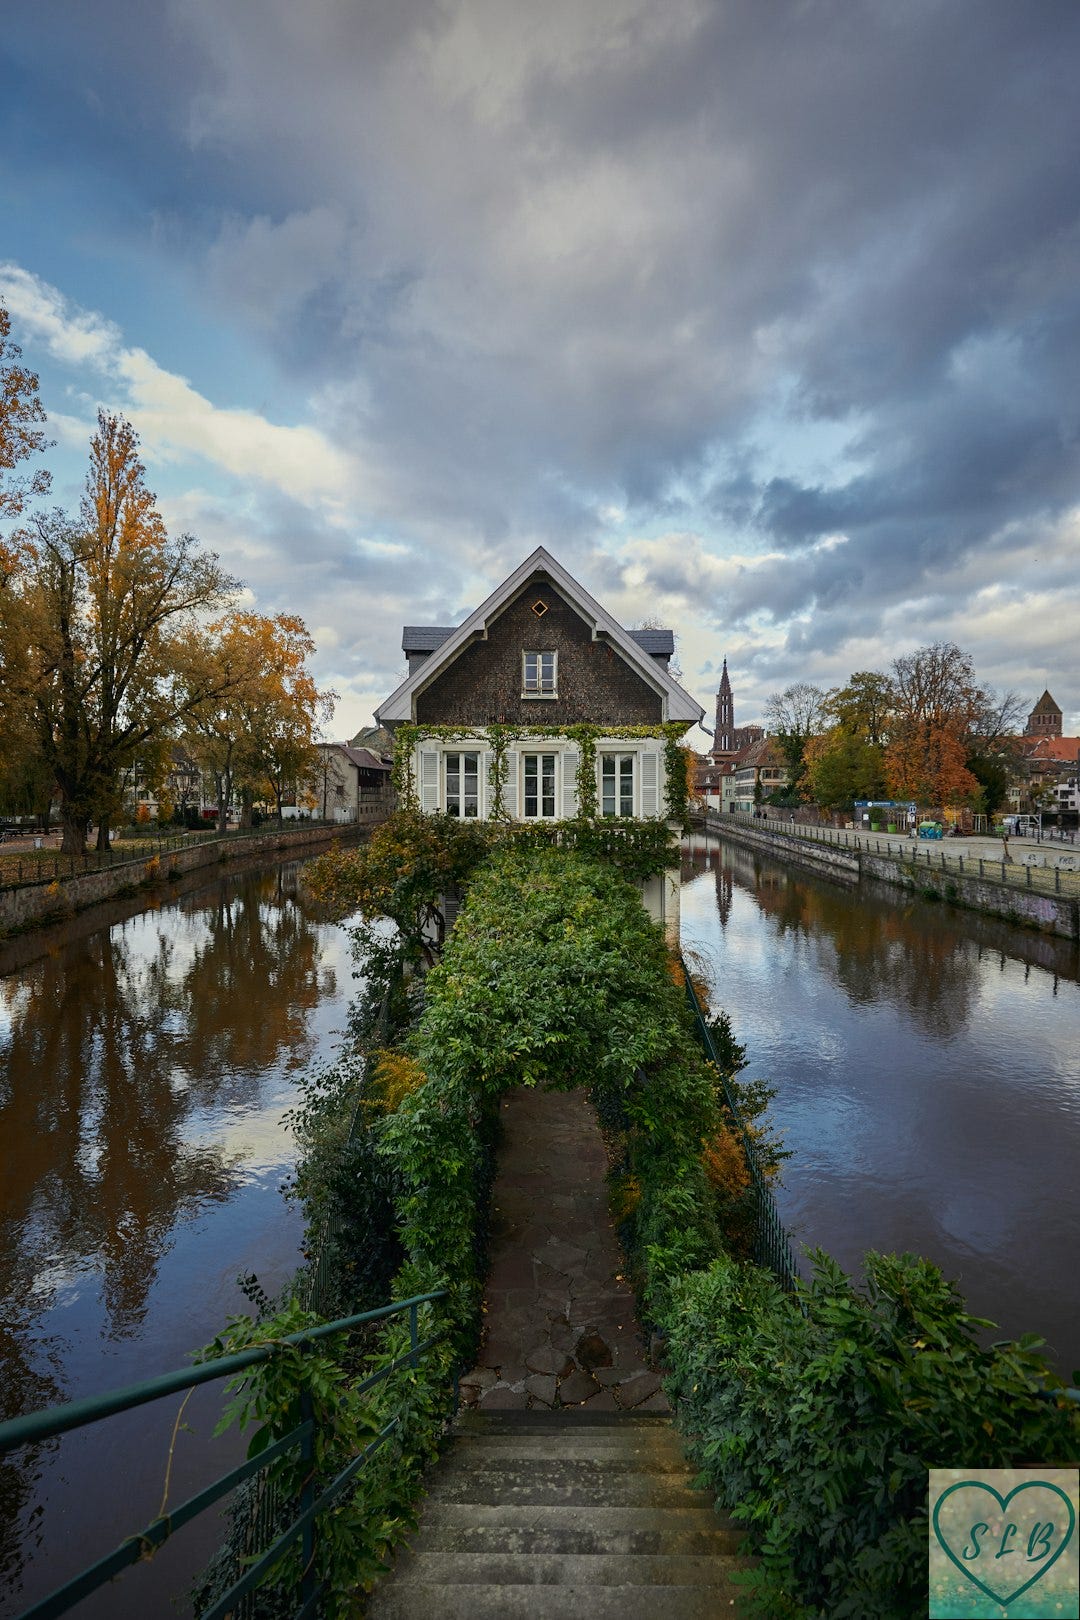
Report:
562,749,579,818
480,750,492,819
420,749,439,813
502,751,518,819
640,748,659,818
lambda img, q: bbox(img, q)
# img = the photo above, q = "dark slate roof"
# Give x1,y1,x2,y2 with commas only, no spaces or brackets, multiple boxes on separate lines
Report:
402,626,454,653
628,628,675,657
403,624,674,658
340,746,391,772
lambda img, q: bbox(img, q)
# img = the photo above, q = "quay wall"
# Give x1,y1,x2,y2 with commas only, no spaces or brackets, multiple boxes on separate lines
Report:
705,816,1079,941
0,823,370,939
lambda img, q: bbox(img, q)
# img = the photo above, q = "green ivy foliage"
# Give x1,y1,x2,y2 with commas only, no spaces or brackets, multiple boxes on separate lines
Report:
663,1250,1079,1619
389,721,693,828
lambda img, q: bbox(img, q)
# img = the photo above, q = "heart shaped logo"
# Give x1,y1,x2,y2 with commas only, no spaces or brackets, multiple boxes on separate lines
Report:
932,1478,1076,1607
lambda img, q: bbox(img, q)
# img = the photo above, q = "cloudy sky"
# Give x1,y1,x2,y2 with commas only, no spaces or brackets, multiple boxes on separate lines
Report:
2,0,1079,739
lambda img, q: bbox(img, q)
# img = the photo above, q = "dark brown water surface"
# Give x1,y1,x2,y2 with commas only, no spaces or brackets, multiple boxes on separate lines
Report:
681,834,1080,1376
0,858,358,1617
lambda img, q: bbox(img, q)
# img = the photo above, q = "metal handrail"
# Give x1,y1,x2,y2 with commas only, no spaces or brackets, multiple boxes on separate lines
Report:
0,1288,449,1620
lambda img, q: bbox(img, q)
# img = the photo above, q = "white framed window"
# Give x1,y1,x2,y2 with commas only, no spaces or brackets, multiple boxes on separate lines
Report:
522,650,557,698
445,751,480,817
522,752,557,818
599,752,635,816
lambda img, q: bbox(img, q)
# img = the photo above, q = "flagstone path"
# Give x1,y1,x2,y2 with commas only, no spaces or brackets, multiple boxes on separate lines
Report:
459,1086,668,1413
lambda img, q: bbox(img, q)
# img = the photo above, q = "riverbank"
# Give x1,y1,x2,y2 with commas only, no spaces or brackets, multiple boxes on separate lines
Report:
700,812,1080,941
0,821,374,941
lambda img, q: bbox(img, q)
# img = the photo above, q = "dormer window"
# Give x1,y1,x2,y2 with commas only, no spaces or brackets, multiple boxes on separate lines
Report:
523,650,557,698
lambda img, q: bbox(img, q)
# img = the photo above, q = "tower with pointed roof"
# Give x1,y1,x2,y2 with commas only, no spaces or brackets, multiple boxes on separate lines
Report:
1025,690,1063,738
715,658,734,753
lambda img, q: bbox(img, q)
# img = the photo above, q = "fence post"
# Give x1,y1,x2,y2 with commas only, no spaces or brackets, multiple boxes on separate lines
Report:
1026,866,1032,888
298,1356,317,1613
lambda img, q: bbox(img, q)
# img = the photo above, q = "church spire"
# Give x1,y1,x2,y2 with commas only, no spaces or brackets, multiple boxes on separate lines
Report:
715,658,734,752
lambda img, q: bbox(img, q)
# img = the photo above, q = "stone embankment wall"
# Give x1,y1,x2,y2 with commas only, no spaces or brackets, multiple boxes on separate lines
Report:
707,816,1079,941
0,823,368,939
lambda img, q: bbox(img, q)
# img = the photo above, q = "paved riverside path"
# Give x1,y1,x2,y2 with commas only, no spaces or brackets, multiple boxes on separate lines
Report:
461,1085,667,1411
369,1086,749,1616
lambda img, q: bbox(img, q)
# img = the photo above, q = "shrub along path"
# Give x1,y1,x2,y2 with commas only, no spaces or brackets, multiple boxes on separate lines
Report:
459,1085,667,1412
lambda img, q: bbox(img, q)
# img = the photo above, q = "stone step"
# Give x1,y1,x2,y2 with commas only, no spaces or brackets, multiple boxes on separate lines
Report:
369,1582,743,1618
387,1550,746,1588
453,1433,692,1460
417,1502,730,1534
410,1515,742,1557
443,1447,693,1475
460,1409,673,1430
424,1466,713,1509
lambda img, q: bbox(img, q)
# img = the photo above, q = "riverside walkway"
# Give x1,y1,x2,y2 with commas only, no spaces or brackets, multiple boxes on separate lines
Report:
369,1087,748,1616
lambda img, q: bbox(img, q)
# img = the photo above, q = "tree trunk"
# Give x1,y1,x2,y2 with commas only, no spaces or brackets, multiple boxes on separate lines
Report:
61,807,90,855
96,816,110,852
239,787,253,829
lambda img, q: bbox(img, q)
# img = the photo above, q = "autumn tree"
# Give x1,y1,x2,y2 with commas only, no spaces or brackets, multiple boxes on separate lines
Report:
17,412,238,851
230,614,335,823
884,643,988,807
0,305,52,789
804,671,895,810
0,305,51,524
763,682,828,801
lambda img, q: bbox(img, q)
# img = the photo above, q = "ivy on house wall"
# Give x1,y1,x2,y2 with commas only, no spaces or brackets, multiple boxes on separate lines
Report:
389,722,693,829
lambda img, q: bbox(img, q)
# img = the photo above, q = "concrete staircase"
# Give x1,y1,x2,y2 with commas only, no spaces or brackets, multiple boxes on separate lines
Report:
367,1409,748,1617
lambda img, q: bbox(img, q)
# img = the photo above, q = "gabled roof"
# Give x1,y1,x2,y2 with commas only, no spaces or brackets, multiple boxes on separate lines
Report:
1031,689,1062,714
402,624,675,659
377,547,703,726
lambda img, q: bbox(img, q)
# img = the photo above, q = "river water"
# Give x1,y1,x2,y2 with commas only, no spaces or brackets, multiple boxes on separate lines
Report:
0,856,357,1618
4,841,1079,1616
681,832,1080,1377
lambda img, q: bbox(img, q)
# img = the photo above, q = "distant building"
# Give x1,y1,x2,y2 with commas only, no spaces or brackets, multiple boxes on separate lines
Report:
312,743,393,822
729,736,789,813
1025,690,1063,738
709,659,763,765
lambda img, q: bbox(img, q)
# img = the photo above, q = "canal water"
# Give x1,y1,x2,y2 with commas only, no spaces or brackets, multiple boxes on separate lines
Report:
0,856,358,1618
681,833,1080,1378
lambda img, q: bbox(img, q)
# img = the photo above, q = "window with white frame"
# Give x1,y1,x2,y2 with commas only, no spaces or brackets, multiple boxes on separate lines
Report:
522,752,557,817
522,650,557,697
599,752,635,816
445,751,480,817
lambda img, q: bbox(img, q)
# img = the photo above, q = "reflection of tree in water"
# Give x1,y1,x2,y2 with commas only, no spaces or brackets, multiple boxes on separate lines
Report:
0,868,330,1590
720,845,979,1041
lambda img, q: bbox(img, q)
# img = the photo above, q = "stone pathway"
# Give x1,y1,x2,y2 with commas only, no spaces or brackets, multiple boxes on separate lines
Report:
459,1086,667,1413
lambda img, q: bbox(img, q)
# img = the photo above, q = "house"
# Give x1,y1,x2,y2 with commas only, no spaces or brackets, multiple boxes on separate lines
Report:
375,547,704,936
312,743,393,822
728,736,789,813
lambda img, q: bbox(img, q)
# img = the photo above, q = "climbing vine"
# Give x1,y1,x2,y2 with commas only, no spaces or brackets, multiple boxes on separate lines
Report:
389,721,692,828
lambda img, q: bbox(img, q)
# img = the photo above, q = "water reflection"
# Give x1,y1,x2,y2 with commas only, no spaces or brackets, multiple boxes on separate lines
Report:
681,836,1080,1372
0,862,351,1609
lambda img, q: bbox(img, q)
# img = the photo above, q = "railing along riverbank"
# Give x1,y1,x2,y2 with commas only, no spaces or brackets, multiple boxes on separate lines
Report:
0,1291,448,1620
695,809,1080,940
0,819,380,939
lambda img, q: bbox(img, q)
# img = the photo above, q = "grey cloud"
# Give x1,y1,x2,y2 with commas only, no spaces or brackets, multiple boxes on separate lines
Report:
7,0,1080,711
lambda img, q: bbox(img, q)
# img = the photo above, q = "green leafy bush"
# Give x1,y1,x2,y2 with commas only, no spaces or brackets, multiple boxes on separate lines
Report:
664,1250,1079,1619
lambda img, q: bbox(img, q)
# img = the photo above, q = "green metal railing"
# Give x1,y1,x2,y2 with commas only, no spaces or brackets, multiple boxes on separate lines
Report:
0,1288,448,1620
681,957,801,1293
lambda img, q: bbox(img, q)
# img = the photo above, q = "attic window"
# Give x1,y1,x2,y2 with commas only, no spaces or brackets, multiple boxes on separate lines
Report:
523,650,557,698
531,598,548,617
